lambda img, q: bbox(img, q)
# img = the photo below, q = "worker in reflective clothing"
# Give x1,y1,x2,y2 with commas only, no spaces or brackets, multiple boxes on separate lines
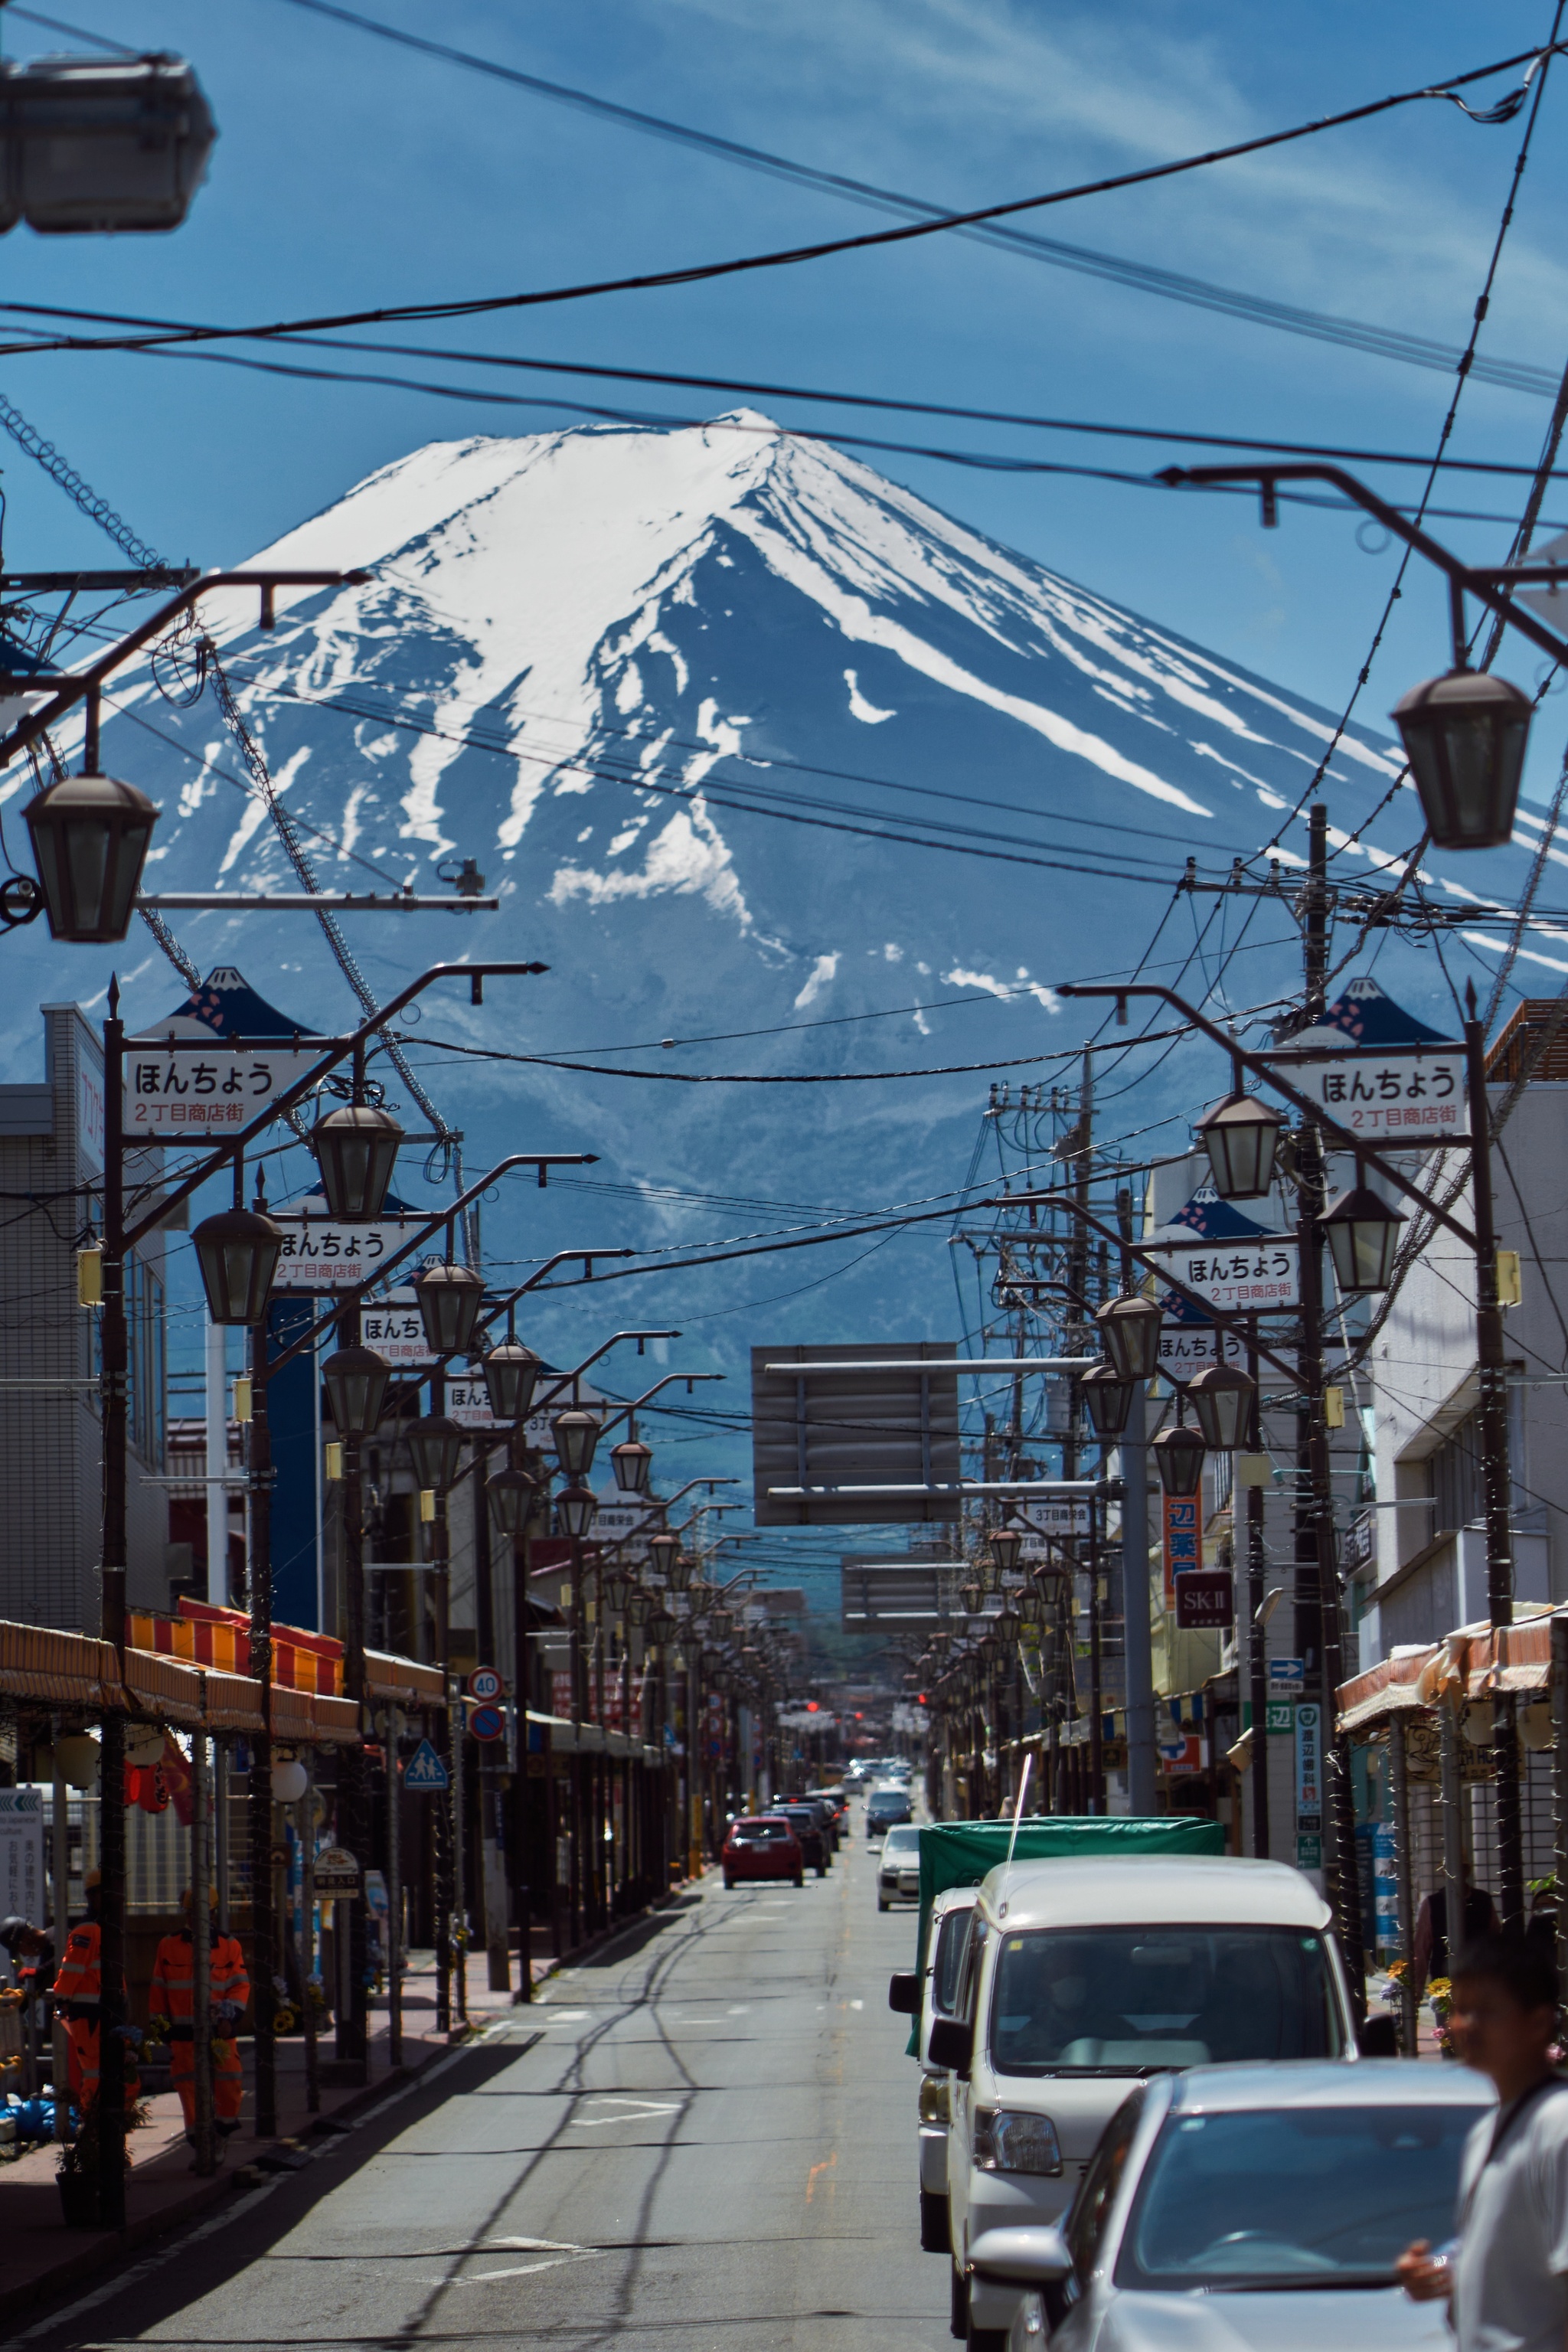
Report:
149,1887,249,2143
50,1870,139,2112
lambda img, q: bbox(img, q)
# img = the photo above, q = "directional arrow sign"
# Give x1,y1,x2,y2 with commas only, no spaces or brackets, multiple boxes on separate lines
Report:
403,1737,449,1792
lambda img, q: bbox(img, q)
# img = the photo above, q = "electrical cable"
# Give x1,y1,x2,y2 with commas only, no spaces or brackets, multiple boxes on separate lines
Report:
0,40,1557,356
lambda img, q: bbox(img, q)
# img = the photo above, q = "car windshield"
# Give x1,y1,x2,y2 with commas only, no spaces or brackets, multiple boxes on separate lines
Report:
989,1927,1343,2075
1119,2102,1481,2289
881,1828,920,1856
733,1822,787,1841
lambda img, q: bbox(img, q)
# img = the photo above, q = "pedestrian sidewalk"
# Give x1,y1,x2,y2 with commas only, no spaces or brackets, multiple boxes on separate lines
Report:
0,1951,523,2324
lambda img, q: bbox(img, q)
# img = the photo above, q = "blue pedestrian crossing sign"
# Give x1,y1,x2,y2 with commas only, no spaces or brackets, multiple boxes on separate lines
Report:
403,1738,449,1792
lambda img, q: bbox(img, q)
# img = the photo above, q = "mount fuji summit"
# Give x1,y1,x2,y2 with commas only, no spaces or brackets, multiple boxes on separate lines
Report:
3,413,1540,1351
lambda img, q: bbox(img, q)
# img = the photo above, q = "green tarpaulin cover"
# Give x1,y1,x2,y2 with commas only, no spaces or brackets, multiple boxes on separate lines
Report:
905,1815,1227,2053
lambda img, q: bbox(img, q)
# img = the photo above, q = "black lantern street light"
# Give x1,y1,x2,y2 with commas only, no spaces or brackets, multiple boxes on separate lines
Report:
481,1338,541,1424
1081,1360,1135,1441
23,769,157,942
322,1345,392,1439
551,1407,600,1483
1152,1422,1207,1499
988,1527,1023,1579
486,1465,536,1537
960,1577,985,1618
556,1481,599,1540
192,1204,284,1327
407,1414,465,1498
646,1529,680,1585
1392,668,1533,852
1096,1293,1163,1381
413,1257,485,1358
1187,1362,1256,1453
1197,1087,1283,1201
1320,1178,1406,1295
610,1439,654,1495
309,1102,403,1222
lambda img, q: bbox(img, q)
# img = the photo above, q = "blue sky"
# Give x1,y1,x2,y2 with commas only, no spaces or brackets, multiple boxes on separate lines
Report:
5,0,1568,796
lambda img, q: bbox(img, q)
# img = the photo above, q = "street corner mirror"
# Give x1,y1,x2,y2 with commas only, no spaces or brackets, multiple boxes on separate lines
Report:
888,1970,921,2015
927,2016,973,2076
967,2226,1074,2286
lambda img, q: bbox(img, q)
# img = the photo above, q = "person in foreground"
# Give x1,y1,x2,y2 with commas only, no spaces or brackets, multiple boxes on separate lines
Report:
1398,1935,1567,2352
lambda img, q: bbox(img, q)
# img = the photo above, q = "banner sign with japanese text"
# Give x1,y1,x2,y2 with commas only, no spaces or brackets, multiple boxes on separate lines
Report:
1161,1491,1199,1602
1295,1700,1323,1834
1012,1499,1092,1538
1157,1324,1248,1382
1148,1232,1299,1314
446,1376,495,1429
361,1286,436,1367
1267,1045,1465,1143
123,1041,322,1141
271,1215,424,1291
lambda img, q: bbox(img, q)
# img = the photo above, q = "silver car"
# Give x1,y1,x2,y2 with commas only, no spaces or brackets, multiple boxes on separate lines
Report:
877,1821,922,1911
966,2060,1491,2352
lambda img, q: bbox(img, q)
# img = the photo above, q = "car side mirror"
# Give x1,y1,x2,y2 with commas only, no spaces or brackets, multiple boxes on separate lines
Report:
967,2226,1073,2286
1357,2011,1399,2056
888,1971,921,2015
928,2016,973,2076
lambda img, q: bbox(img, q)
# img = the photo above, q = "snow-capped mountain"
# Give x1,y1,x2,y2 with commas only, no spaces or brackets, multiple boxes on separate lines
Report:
0,413,1542,1381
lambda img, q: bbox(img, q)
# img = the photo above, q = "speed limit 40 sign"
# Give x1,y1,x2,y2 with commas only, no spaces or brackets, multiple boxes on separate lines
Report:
468,1666,502,1703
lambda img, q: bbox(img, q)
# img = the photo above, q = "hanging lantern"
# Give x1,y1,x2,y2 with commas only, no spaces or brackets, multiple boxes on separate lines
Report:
481,1341,542,1423
606,1566,633,1613
610,1437,653,1495
271,1758,309,1805
413,1259,485,1357
309,1102,403,1221
646,1529,679,1584
1081,1360,1135,1441
1096,1293,1163,1381
557,1481,598,1540
23,769,157,942
960,1577,985,1616
626,1588,654,1629
322,1345,392,1439
1392,668,1532,851
550,1407,600,1481
709,1606,734,1640
1321,1181,1406,1294
1196,1092,1283,1200
406,1415,464,1494
647,1607,677,1645
192,1207,283,1326
1018,1589,1044,1630
988,1527,1022,1578
1187,1362,1256,1452
667,1549,697,1594
487,1465,537,1536
1152,1423,1207,1498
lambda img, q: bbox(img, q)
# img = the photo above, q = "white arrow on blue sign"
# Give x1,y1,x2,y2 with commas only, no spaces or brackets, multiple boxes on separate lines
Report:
1268,1658,1305,1692
403,1737,449,1792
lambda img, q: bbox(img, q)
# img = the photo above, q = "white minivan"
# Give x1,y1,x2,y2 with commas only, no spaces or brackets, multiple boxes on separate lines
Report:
933,1854,1356,2350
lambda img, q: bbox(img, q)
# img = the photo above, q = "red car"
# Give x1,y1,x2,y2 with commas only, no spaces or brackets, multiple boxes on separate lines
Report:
722,1815,804,1889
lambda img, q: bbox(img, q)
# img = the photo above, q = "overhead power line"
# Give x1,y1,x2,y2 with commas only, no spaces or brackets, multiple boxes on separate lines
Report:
260,0,1566,404
0,40,1557,355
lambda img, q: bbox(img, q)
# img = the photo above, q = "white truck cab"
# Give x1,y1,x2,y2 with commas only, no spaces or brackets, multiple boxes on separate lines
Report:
935,1854,1355,2351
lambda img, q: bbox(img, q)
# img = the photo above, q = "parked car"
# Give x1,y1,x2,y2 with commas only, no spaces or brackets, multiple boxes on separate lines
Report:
890,1882,979,2252
810,1796,842,1854
877,1822,923,1912
867,1784,913,1838
720,1815,804,1889
971,2060,1491,2352
777,1803,830,1877
936,1855,1357,2347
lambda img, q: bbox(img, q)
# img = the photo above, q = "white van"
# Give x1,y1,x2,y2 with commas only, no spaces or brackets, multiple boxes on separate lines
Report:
890,1883,980,2251
933,1854,1355,2350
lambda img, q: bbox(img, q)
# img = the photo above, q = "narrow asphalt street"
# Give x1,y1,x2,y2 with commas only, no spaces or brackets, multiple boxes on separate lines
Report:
5,1824,949,2352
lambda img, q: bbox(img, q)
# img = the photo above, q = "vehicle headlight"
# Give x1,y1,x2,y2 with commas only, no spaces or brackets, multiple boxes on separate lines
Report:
972,2106,1062,2176
920,2075,950,2125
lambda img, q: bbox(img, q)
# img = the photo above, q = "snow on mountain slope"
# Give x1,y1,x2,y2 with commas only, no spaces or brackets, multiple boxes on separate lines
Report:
0,414,1541,1381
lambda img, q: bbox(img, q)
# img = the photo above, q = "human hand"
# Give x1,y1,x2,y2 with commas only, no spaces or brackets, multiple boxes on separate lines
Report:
1396,2241,1453,2302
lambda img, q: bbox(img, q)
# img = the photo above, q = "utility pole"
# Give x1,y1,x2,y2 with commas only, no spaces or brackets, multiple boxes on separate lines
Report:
1117,1186,1156,1811
1293,805,1364,1998
1246,1321,1270,1858
1465,981,1524,1930
96,980,128,2227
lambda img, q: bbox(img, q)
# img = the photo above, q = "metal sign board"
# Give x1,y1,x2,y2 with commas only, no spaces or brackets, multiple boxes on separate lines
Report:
469,1667,502,1702
1161,1491,1199,1601
839,1557,946,1631
446,1376,496,1429
1148,1233,1299,1315
1268,1657,1305,1694
0,1787,44,1935
1157,1325,1247,1382
271,1216,425,1292
1012,1499,1092,1537
1265,1700,1296,1735
1268,1044,1465,1143
1174,1570,1233,1631
122,1041,324,1142
1295,1833,1323,1870
1295,1700,1322,1833
312,1844,361,1894
469,1705,505,1743
361,1289,437,1367
403,1737,449,1792
752,1341,962,1527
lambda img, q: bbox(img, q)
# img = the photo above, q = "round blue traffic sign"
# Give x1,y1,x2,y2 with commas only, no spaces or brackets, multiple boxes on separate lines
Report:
469,1704,505,1743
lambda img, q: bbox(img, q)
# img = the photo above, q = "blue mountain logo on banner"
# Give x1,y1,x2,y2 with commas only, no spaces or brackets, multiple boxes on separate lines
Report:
1156,1182,1278,1325
1278,975,1455,1052
160,966,322,1040
403,1738,449,1792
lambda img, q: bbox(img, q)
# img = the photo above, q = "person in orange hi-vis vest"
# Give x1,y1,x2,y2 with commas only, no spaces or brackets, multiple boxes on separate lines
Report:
50,1870,140,2115
150,1887,250,2148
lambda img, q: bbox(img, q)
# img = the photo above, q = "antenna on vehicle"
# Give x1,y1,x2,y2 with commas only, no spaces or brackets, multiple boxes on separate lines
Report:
1005,1753,1034,1866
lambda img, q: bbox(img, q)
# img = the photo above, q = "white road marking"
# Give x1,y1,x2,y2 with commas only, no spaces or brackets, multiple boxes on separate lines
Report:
570,2096,681,2126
